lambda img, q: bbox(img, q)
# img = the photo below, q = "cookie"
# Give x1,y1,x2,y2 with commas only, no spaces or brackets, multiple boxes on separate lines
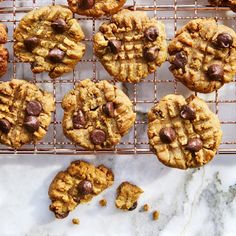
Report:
168,19,236,93
68,0,126,17
209,0,236,12
14,5,85,79
93,9,167,83
115,182,143,211
0,79,55,148
0,23,8,77
62,79,136,150
49,160,114,219
148,94,222,169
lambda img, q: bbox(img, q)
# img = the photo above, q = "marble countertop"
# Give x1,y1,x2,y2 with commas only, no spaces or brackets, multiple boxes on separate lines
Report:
0,154,235,236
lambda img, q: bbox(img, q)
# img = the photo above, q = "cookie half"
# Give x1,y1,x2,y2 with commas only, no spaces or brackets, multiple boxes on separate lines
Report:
0,23,8,77
62,79,136,150
0,79,55,148
94,9,167,83
14,5,85,79
68,0,126,17
49,160,114,218
168,19,236,93
148,94,222,169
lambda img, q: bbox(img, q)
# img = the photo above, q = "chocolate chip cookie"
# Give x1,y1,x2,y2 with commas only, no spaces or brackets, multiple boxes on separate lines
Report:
0,79,55,148
0,24,8,77
115,182,143,211
94,9,167,83
49,160,114,219
148,94,222,169
62,79,136,150
209,0,236,12
14,5,85,79
168,19,236,93
68,0,126,17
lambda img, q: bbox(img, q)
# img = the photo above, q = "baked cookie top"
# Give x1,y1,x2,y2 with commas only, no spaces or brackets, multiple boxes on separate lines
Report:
0,23,8,77
62,79,136,150
209,0,236,12
68,0,126,17
115,182,143,211
49,160,114,219
94,9,167,83
14,5,85,79
148,94,222,169
0,79,55,148
168,19,236,93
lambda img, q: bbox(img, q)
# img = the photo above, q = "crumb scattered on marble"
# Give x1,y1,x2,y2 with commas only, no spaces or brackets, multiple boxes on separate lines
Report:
72,218,80,225
99,199,107,207
153,211,159,221
143,204,150,212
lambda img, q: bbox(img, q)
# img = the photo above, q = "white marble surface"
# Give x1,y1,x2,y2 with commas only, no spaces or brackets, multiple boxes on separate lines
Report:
0,154,236,236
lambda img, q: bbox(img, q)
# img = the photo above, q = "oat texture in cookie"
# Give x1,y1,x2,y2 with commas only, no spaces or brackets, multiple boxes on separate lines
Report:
209,0,236,12
0,23,8,77
49,160,114,219
62,79,136,150
115,182,143,211
168,19,236,93
68,0,126,17
14,5,85,79
148,94,222,169
0,79,55,148
94,9,167,83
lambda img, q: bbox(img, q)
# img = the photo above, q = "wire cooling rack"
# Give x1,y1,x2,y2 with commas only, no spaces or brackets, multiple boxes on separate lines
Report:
0,0,235,154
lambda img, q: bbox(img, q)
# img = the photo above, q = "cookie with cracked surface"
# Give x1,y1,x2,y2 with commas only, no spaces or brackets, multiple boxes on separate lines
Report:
209,0,236,12
14,5,85,79
62,79,136,150
0,79,55,148
68,0,126,17
0,23,8,77
168,19,236,93
48,160,114,219
93,9,167,83
115,182,143,211
148,94,222,169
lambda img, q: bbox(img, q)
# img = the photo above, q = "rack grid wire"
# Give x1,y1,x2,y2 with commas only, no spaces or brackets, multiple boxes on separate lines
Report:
0,0,235,155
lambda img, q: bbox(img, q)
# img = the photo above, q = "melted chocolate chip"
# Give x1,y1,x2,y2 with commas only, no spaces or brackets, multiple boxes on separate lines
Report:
180,105,196,120
77,180,93,195
26,101,42,116
48,48,65,63
90,129,106,145
128,202,138,211
143,47,158,62
172,52,188,69
144,27,159,42
73,110,86,129
51,18,67,33
0,118,11,133
24,37,40,52
216,33,233,48
78,0,95,10
207,64,224,81
185,138,203,152
108,40,121,54
159,127,176,144
24,116,40,132
103,102,115,118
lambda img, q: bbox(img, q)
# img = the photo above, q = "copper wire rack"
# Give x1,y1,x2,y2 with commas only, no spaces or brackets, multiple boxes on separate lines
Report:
0,0,235,155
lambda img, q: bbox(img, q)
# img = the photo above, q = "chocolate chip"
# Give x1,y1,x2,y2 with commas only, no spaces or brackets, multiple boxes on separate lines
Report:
78,0,95,9
144,27,159,42
172,52,187,69
103,102,115,118
90,129,106,145
216,33,233,48
51,18,67,34
24,116,40,132
57,211,69,219
108,40,121,54
48,48,65,63
26,101,42,116
24,37,40,52
207,64,224,81
185,138,203,152
159,127,176,144
73,110,86,129
77,180,93,195
128,202,137,211
143,47,158,62
180,105,196,120
0,118,11,133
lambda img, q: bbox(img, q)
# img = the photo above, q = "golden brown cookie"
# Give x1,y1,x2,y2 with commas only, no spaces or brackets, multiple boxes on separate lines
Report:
209,0,236,12
115,182,143,211
168,19,236,93
62,79,136,150
0,79,55,148
49,160,114,219
148,94,222,169
68,0,126,17
0,23,8,77
14,5,85,79
94,9,167,83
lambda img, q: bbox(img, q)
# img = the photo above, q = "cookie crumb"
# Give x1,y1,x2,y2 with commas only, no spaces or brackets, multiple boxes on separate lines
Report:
72,218,80,225
152,211,159,221
143,204,150,212
99,199,107,207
